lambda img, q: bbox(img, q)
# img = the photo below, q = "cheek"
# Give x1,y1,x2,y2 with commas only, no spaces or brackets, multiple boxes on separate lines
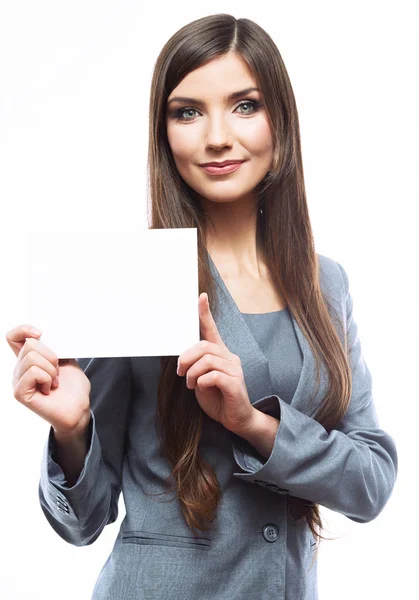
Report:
244,119,273,156
167,125,197,162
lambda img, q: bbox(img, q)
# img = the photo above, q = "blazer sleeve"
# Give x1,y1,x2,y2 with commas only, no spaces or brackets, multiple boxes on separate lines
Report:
230,262,398,523
38,357,131,546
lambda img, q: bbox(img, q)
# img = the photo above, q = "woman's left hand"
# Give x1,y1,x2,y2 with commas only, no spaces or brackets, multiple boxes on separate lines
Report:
177,293,255,435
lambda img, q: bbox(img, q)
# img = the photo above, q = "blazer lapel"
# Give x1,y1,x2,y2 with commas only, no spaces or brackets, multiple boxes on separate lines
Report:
205,250,322,417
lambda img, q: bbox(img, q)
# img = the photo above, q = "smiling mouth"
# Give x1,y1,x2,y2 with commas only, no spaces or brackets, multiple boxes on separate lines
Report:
200,162,245,175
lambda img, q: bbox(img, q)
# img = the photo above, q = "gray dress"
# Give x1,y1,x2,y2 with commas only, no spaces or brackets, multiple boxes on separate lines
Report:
241,307,303,406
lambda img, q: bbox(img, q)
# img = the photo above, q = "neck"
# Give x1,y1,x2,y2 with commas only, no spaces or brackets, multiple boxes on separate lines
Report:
202,199,266,277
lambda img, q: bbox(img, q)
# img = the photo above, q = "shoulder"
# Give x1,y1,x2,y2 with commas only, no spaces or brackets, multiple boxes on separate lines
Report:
316,254,350,328
317,252,348,297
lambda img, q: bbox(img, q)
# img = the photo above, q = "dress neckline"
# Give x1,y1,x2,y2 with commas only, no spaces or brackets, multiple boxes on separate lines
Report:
205,250,288,316
241,307,288,316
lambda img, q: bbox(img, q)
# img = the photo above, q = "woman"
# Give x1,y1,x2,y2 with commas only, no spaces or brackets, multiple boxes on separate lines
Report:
7,13,398,600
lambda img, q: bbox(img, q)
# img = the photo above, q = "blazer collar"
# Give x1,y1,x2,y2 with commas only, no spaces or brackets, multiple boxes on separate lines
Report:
205,249,321,416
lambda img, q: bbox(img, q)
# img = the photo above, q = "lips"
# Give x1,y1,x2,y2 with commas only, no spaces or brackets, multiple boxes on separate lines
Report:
200,162,244,175
200,160,245,167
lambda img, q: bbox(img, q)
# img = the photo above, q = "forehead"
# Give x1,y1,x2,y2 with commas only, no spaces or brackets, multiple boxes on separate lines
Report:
168,53,258,102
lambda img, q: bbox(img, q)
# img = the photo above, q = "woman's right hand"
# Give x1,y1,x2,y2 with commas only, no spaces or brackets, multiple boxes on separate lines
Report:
6,324,92,436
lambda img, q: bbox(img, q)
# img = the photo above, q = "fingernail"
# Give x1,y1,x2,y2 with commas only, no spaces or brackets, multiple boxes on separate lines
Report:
53,376,59,387
31,328,42,336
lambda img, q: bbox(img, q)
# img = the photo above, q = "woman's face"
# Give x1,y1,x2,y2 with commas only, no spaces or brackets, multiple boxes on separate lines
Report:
166,52,274,206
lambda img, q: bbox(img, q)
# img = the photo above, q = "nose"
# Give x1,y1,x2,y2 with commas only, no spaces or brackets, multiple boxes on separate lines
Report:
205,114,233,150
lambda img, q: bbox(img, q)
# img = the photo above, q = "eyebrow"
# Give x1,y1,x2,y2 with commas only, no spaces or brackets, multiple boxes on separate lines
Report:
167,87,261,106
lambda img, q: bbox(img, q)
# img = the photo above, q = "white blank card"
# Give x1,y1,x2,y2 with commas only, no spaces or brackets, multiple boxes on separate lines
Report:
24,228,200,358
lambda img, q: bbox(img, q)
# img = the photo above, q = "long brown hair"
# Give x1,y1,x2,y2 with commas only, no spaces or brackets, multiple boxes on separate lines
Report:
146,13,351,551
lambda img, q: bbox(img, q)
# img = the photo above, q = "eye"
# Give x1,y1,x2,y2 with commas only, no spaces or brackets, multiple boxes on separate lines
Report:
236,100,261,115
170,99,262,122
175,107,200,121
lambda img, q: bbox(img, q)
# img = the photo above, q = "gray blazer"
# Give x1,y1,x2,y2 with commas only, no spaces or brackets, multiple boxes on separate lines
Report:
38,252,398,600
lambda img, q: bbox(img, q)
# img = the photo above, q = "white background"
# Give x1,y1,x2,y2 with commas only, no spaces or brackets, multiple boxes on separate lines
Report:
0,1,417,599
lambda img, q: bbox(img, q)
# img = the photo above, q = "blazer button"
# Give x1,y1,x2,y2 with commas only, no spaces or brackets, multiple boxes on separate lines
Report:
262,523,279,542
